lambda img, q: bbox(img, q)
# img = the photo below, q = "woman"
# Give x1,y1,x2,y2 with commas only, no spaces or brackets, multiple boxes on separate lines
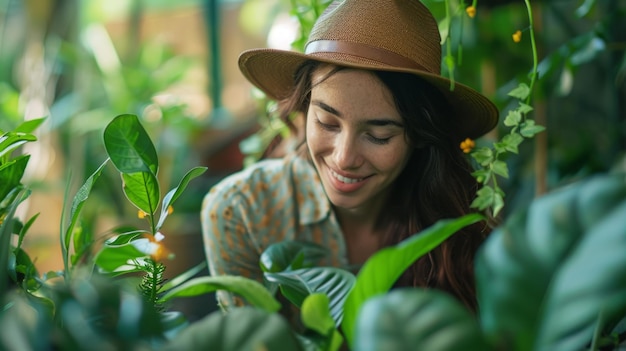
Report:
202,0,499,312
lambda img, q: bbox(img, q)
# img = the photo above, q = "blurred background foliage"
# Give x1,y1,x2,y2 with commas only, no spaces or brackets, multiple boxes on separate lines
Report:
0,0,625,321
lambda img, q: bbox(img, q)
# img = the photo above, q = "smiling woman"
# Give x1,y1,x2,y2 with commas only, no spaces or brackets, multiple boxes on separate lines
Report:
201,0,499,315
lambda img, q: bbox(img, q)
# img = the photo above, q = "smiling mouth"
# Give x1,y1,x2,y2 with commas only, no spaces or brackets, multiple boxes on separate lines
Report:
330,169,365,184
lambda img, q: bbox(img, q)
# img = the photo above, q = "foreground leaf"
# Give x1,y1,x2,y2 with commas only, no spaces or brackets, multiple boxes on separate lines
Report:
260,240,330,273
342,213,484,347
354,289,489,351
162,307,302,351
159,275,281,313
265,267,355,326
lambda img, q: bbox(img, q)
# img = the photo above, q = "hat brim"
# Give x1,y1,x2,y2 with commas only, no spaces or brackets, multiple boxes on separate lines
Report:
239,48,499,140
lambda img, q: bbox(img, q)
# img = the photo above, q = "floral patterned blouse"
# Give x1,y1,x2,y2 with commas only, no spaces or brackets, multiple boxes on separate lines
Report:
201,153,349,307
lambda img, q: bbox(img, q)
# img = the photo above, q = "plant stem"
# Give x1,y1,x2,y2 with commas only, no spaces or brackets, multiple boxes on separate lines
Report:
149,259,160,305
524,0,539,107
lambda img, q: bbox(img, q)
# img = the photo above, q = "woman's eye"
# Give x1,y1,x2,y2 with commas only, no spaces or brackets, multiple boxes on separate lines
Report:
316,119,337,131
367,134,391,145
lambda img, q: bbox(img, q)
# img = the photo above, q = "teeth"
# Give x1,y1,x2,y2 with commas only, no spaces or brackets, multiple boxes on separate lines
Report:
331,170,363,184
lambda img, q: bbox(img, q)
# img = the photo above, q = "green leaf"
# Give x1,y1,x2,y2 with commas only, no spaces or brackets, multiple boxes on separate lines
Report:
0,155,29,201
0,133,37,159
476,175,626,350
471,147,493,166
438,17,451,45
492,191,505,217
302,293,344,351
103,114,158,174
63,159,108,272
520,119,546,137
517,101,534,115
161,307,302,351
354,289,490,351
161,261,207,292
535,182,626,351
156,166,207,230
508,83,530,100
94,242,148,273
501,133,524,154
14,117,45,133
104,230,146,245
503,109,522,127
492,160,509,178
341,214,485,347
471,186,495,211
160,275,281,313
17,213,39,250
265,267,355,325
471,169,491,184
260,240,330,273
121,171,160,215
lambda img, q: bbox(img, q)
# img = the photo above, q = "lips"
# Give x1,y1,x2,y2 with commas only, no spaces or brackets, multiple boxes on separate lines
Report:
330,169,364,184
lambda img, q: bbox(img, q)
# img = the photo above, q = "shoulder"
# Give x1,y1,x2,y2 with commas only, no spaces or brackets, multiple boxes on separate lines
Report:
203,154,314,206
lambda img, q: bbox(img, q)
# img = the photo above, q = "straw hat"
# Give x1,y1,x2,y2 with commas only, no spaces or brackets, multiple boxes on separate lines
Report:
238,0,499,139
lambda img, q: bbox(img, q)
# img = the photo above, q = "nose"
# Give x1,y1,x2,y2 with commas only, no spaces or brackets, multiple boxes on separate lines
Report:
333,133,363,170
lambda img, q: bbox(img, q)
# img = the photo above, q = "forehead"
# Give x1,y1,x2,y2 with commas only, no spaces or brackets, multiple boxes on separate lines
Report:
309,65,399,117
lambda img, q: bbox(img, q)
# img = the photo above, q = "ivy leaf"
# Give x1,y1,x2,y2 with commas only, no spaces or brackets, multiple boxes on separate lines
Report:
508,83,531,100
471,186,495,211
517,101,534,115
471,147,493,166
471,169,491,184
438,17,451,45
520,120,546,137
504,110,522,127
501,133,524,154
493,191,505,217
492,160,510,179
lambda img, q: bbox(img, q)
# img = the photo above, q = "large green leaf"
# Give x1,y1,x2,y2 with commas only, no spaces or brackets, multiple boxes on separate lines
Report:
265,267,355,326
159,276,281,313
342,213,484,346
103,114,158,175
536,194,626,350
121,171,160,215
162,307,302,351
354,289,490,351
260,240,330,273
156,166,207,230
476,174,626,351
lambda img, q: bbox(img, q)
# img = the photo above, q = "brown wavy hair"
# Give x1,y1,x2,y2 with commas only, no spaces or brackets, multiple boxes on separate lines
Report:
268,61,495,312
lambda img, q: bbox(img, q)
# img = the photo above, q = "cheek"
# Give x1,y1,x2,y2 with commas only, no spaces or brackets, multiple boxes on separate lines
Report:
305,116,327,151
376,145,412,173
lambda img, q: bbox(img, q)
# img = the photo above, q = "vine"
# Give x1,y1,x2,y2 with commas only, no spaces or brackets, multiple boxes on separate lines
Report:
453,0,545,217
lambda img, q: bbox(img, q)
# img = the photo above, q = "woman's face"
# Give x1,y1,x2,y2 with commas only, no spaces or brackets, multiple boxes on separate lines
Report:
306,66,412,214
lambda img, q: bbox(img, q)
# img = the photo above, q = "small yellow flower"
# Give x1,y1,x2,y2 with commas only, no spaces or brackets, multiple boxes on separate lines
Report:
466,6,476,18
460,138,475,154
136,232,174,262
512,30,522,43
138,210,149,219
167,205,174,215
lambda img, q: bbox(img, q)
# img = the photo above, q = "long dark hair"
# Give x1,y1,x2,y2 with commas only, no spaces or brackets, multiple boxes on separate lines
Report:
272,61,493,312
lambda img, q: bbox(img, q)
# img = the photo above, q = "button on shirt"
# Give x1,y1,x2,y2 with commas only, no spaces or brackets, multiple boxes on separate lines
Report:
201,153,349,307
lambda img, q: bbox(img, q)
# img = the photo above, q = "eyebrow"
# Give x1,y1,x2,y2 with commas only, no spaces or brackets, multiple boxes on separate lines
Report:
312,100,404,128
